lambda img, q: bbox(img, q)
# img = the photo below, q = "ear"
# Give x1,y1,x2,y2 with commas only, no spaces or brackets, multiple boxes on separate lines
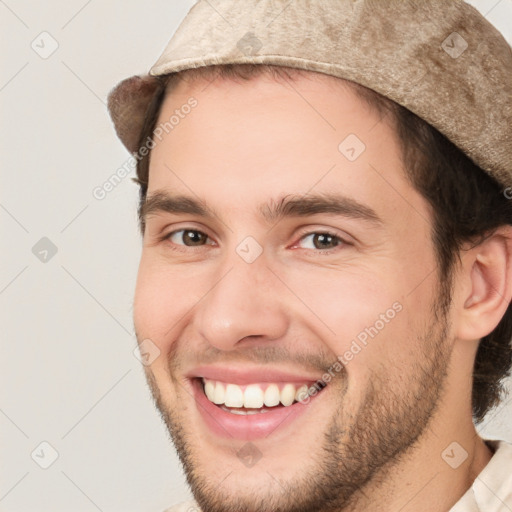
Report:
455,226,512,341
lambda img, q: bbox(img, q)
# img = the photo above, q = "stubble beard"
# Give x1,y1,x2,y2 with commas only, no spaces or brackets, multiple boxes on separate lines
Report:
143,304,451,512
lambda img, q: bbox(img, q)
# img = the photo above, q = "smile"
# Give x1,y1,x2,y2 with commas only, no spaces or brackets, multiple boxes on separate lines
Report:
189,368,328,440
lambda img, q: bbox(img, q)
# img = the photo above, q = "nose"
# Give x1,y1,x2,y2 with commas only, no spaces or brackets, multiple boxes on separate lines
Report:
192,258,289,351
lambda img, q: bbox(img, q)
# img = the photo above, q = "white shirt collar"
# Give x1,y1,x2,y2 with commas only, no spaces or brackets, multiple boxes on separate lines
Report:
450,440,512,511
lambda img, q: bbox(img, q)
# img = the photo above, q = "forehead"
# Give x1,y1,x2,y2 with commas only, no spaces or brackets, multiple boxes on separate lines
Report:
146,70,426,228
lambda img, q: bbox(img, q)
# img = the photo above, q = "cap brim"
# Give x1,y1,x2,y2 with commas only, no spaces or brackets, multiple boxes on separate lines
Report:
107,75,161,154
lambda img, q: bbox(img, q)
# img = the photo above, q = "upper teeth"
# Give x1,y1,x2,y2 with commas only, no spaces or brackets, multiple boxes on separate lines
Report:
202,379,311,408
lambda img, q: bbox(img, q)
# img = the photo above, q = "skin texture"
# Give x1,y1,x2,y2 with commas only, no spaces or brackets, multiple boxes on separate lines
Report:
133,71,511,512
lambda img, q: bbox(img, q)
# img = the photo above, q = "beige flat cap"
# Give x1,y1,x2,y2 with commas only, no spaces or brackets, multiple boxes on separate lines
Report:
107,0,512,187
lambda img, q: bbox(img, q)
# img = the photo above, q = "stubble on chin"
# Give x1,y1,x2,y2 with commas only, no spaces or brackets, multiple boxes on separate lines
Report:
139,311,451,512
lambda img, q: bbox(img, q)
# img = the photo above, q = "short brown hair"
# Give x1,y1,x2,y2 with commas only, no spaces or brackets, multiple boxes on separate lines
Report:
134,63,512,423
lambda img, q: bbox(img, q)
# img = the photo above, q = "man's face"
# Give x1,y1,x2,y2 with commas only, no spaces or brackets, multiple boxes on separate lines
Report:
134,72,452,511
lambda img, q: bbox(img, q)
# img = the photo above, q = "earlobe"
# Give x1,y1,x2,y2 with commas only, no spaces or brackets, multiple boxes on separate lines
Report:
457,229,512,341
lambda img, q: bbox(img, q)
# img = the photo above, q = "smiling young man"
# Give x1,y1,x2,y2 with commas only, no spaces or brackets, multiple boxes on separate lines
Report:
107,1,512,511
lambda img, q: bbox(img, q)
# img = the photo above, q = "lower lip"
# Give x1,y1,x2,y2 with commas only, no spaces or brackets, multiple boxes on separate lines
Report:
191,379,321,441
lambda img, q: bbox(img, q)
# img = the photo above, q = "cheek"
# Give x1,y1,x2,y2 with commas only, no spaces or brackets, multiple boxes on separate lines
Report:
279,264,423,376
133,257,183,343
282,264,397,336
133,256,213,347
133,260,194,382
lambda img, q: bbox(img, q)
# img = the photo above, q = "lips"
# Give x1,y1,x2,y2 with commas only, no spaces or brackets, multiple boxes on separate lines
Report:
188,366,327,440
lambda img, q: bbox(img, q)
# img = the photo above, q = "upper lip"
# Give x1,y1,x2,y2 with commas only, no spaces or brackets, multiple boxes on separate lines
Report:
187,365,323,385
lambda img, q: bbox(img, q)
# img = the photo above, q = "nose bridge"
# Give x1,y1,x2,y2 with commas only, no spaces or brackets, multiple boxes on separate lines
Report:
193,250,288,350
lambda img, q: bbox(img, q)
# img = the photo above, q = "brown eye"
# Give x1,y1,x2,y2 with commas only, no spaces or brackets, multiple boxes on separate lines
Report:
168,229,211,246
313,233,340,249
298,232,343,250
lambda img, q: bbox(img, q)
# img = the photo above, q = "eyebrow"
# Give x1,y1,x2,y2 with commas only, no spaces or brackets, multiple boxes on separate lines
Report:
140,191,383,229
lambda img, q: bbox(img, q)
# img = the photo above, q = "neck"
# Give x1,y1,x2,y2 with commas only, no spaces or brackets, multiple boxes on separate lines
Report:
345,408,493,512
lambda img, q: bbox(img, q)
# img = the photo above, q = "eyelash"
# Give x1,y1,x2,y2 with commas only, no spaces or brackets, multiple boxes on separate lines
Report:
160,228,349,255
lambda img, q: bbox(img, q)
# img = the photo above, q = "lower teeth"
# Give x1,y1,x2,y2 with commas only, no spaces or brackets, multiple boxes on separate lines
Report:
220,405,273,415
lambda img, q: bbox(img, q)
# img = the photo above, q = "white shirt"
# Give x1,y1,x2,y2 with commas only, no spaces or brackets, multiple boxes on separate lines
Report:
164,440,512,512
450,440,512,511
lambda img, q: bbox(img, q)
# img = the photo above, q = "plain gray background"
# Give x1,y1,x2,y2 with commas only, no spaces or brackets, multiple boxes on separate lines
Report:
1,1,511,511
